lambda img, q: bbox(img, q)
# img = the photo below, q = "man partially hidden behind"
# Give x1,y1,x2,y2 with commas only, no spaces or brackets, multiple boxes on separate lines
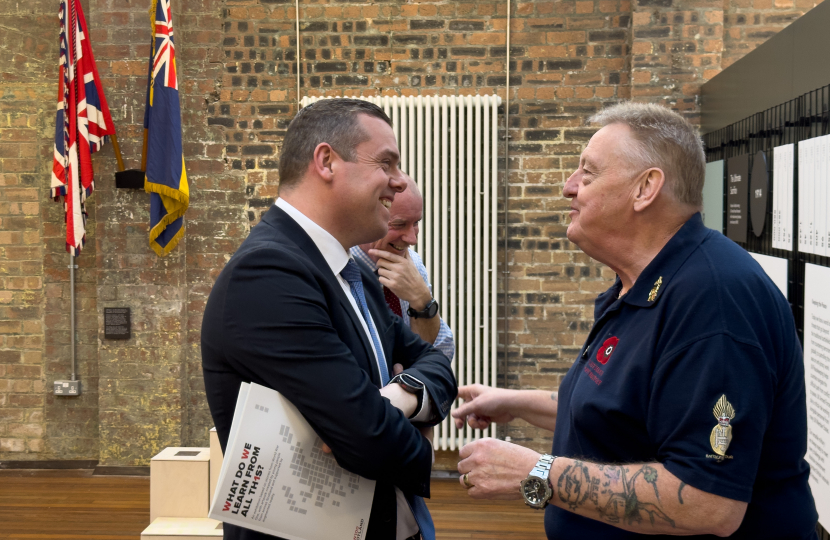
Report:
452,102,818,539
351,174,455,365
201,99,457,540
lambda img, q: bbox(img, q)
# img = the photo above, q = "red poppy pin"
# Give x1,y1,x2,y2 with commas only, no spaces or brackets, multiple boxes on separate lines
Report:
597,336,619,365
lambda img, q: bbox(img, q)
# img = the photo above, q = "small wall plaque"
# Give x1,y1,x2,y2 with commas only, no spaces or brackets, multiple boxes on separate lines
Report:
104,307,131,340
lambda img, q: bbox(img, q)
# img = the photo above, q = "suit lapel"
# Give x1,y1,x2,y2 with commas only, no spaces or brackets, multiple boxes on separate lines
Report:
339,297,381,387
263,206,379,387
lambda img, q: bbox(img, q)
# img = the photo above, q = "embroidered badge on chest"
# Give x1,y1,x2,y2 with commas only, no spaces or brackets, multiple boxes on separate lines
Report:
709,395,736,459
596,336,619,365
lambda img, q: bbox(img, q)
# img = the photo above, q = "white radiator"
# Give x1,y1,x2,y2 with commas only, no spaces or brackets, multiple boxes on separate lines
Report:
299,95,502,450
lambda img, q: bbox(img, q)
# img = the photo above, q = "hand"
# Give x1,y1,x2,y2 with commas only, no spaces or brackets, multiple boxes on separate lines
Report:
457,438,539,500
452,384,516,430
369,249,433,309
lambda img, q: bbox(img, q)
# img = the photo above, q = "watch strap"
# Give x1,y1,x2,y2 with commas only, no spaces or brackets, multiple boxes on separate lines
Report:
407,298,438,319
531,454,556,480
522,454,556,509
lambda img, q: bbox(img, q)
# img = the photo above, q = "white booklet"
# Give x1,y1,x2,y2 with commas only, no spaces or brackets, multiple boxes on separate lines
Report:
209,382,376,540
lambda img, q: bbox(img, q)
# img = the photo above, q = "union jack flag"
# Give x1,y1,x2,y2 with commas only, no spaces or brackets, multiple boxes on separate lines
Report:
52,0,115,256
145,0,189,257
151,0,177,90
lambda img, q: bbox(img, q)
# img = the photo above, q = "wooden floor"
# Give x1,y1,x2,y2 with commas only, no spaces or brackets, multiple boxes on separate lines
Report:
427,478,545,539
0,472,545,540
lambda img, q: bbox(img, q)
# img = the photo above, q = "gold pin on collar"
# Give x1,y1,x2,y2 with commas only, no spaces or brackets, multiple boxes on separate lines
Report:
647,276,662,302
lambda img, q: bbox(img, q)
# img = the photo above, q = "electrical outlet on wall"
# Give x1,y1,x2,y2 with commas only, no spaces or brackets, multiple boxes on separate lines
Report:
54,380,81,396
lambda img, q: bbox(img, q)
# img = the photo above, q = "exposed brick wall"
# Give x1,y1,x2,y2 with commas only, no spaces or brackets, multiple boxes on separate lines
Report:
0,0,53,457
0,0,824,463
496,0,630,450
631,1,723,123
88,0,228,465
723,0,822,69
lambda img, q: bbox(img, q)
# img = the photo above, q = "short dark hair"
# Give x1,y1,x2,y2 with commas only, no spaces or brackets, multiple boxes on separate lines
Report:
278,98,393,190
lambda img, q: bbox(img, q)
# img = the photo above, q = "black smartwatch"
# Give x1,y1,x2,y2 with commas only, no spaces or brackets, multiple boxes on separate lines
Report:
389,373,425,418
407,298,439,319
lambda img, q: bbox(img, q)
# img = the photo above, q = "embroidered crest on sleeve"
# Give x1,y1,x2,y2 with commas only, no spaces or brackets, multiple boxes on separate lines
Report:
709,395,736,457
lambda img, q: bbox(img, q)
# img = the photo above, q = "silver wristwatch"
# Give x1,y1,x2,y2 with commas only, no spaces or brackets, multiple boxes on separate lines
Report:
520,454,556,509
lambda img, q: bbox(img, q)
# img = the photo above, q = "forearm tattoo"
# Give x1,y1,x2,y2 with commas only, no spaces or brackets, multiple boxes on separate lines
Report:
556,461,675,529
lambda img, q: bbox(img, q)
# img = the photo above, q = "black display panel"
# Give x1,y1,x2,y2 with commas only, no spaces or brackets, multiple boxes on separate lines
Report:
727,154,749,243
750,150,769,237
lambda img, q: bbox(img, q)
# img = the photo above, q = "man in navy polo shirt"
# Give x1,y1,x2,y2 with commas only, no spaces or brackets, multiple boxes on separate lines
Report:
452,102,818,539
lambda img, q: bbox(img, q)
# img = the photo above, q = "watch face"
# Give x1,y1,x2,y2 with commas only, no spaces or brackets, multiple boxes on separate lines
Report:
521,477,551,508
398,373,425,392
409,299,439,319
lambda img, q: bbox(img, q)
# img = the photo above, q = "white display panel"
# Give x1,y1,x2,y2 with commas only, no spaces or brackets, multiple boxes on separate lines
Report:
803,263,830,529
748,252,788,299
798,135,830,255
798,140,809,253
818,141,827,256
772,144,794,251
703,160,724,232
824,140,830,256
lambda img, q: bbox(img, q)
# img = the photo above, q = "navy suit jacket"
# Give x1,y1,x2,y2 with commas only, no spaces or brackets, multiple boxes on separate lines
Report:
202,205,457,540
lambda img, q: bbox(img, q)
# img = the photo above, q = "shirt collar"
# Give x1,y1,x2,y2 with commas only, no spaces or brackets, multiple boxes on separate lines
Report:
621,212,711,308
275,198,351,276
350,245,377,271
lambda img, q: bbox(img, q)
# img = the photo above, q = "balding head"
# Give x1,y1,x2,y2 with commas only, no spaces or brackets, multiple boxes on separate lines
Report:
399,174,421,203
359,173,423,262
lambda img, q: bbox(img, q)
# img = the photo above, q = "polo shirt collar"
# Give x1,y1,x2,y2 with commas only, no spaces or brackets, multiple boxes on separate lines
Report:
621,212,710,308
275,198,351,276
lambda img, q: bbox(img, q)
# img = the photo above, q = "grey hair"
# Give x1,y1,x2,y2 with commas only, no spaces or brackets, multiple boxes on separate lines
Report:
589,102,705,209
278,98,393,190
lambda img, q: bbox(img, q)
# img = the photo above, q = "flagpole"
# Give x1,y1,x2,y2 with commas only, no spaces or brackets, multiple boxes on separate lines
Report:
69,254,77,381
55,0,114,387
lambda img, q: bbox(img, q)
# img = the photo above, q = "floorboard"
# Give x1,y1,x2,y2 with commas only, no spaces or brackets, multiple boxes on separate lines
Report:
0,473,546,539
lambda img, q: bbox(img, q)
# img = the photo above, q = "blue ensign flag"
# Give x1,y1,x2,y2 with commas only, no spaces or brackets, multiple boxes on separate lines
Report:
144,0,188,257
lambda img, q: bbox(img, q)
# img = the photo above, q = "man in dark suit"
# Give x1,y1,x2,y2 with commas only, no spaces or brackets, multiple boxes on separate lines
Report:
201,98,457,540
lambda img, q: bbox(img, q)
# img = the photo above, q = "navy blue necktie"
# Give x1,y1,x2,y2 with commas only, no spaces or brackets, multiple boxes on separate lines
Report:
406,493,435,540
342,260,433,540
341,259,390,386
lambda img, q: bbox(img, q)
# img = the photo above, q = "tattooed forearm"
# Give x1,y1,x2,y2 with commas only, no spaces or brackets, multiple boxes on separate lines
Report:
678,482,686,504
556,461,675,529
557,461,598,510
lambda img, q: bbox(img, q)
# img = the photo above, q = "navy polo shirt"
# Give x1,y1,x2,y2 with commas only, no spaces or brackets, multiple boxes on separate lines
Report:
546,214,818,539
